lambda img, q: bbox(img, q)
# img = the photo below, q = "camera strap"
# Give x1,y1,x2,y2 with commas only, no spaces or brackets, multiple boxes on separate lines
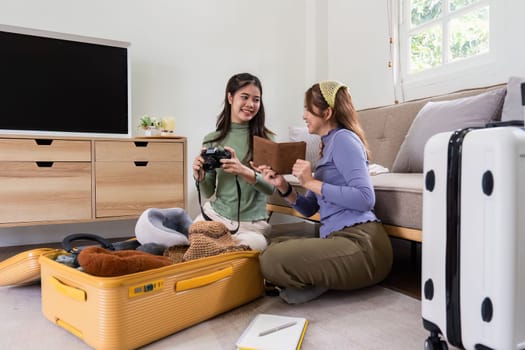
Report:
195,175,241,234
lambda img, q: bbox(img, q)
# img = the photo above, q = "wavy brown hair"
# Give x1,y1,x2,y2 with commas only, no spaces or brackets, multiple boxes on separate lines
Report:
304,83,370,160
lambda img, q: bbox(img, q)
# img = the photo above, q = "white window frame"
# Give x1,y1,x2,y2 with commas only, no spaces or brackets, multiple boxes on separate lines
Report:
397,0,498,100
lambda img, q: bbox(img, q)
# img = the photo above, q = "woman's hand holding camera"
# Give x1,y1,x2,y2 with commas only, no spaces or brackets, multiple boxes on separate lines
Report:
219,147,257,184
194,146,258,184
192,149,206,182
219,147,241,172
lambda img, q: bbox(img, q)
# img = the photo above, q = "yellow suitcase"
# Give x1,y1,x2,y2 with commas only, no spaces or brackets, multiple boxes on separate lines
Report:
39,249,264,350
0,248,59,286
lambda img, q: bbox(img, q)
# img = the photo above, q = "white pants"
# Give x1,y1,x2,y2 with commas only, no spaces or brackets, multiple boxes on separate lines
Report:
194,202,270,251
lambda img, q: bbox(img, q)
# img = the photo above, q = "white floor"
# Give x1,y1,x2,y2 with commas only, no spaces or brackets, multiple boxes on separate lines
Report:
1,282,435,350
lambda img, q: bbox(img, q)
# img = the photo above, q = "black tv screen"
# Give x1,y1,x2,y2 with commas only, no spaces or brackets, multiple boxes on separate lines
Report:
0,25,130,136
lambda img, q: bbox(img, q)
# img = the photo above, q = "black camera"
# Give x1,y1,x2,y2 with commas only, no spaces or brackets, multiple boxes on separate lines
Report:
201,147,232,172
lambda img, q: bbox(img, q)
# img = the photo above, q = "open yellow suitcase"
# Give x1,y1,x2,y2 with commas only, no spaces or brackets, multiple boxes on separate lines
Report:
0,248,58,286
39,249,264,350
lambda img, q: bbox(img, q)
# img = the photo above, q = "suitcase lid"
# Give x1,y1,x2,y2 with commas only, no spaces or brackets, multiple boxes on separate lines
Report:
0,248,59,286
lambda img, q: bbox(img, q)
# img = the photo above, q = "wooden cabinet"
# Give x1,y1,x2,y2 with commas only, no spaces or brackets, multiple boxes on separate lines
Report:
0,135,186,227
95,140,185,218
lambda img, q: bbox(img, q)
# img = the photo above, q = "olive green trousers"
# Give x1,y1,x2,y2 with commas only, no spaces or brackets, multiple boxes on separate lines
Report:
259,221,393,290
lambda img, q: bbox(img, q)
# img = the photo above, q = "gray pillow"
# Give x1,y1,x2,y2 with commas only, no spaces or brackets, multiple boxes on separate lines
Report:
288,126,321,168
501,76,525,121
392,87,506,173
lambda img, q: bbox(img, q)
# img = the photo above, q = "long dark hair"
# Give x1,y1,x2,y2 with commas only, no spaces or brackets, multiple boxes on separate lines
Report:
304,83,370,160
208,73,274,161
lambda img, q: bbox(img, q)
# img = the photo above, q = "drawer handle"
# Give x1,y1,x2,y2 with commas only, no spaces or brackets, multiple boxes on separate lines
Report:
36,161,54,167
35,139,53,145
175,266,233,292
134,161,148,167
134,141,148,147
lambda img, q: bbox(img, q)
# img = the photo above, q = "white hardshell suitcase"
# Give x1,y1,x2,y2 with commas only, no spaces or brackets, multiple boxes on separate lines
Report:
422,126,525,350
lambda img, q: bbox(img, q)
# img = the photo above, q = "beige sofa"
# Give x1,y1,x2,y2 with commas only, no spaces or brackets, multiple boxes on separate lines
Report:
267,83,508,243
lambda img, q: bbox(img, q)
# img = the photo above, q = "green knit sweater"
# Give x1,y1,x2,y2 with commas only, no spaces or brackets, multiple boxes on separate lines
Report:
199,123,274,221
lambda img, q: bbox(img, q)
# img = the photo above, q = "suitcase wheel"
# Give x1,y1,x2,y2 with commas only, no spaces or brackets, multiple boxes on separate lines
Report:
424,334,449,350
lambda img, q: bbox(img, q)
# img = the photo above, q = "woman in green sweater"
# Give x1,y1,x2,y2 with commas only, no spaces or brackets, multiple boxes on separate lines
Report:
192,73,275,250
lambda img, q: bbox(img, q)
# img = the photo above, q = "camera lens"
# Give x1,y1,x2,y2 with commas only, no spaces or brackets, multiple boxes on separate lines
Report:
203,158,219,172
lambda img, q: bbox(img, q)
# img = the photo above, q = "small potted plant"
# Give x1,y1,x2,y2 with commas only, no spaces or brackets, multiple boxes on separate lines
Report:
138,115,162,136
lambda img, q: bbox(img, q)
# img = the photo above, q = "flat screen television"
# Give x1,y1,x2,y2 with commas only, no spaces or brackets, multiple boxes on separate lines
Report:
0,24,131,137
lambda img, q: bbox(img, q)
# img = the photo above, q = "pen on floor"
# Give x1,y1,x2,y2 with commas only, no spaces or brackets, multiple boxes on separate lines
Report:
258,321,297,337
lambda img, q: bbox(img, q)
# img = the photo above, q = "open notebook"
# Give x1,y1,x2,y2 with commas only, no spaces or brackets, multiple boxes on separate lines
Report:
236,313,309,350
252,136,306,174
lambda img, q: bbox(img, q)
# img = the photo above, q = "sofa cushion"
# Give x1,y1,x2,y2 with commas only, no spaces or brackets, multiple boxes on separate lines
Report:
391,87,506,173
501,76,525,122
371,173,423,230
359,84,506,172
359,99,427,170
288,126,322,168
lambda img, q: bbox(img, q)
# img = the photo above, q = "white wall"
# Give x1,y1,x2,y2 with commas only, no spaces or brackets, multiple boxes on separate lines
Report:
325,0,396,109
0,0,309,245
0,0,523,246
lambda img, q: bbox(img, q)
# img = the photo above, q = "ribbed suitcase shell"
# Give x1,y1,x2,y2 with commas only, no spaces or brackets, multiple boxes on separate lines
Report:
0,248,58,286
422,127,525,349
39,250,264,350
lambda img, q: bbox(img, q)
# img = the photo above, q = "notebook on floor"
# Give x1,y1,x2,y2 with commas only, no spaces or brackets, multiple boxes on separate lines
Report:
236,313,309,350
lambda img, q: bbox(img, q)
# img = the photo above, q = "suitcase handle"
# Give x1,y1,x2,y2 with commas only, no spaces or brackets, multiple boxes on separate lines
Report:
485,120,524,127
62,233,114,253
56,319,83,339
62,233,115,268
48,276,87,302
175,266,233,292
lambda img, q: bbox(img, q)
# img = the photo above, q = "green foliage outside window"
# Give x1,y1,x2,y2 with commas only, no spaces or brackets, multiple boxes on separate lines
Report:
449,0,479,12
408,0,488,74
411,0,442,27
449,6,489,61
410,26,442,72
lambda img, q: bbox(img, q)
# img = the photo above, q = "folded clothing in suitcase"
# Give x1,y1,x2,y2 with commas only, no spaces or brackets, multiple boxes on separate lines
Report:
39,249,264,350
422,125,525,350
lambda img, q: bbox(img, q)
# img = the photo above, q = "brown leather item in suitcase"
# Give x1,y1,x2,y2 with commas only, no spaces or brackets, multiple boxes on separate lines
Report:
252,136,306,174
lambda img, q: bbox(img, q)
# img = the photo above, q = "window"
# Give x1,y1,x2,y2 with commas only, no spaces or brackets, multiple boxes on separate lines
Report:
401,0,490,75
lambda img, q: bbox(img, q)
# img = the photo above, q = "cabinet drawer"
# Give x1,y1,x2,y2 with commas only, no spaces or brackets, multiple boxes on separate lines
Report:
95,141,183,162
95,161,184,217
0,138,91,161
0,162,92,223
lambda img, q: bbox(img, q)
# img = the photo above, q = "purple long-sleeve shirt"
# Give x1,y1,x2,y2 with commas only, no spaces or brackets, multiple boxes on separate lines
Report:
292,127,378,238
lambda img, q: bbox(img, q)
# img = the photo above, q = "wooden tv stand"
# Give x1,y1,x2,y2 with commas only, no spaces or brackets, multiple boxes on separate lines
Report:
0,134,187,227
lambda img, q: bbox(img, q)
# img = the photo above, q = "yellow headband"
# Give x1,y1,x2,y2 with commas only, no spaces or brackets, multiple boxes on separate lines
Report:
319,80,347,109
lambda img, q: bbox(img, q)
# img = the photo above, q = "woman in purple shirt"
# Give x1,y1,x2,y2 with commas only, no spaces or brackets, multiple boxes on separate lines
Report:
257,81,393,304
